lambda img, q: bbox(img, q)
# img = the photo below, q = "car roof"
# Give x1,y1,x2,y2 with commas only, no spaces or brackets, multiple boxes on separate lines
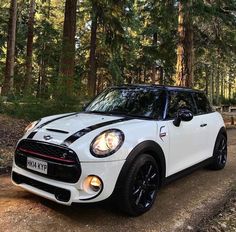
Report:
111,84,204,93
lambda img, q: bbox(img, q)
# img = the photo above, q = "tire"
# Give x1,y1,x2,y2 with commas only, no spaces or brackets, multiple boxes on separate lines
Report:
119,154,159,216
208,133,227,170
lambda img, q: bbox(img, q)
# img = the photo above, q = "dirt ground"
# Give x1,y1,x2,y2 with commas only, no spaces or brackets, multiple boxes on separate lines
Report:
198,192,236,232
0,114,236,231
0,114,28,171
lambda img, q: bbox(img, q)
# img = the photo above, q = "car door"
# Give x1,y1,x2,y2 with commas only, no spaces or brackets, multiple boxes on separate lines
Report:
192,92,216,159
165,90,207,176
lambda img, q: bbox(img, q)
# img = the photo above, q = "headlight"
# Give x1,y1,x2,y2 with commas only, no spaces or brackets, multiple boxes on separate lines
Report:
24,120,40,134
90,129,124,157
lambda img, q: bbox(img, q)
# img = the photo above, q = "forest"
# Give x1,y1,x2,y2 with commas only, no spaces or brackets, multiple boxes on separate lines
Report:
0,0,236,119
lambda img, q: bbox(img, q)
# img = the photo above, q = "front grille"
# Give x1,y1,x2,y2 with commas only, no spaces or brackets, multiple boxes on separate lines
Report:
15,139,81,183
17,139,77,163
12,172,71,202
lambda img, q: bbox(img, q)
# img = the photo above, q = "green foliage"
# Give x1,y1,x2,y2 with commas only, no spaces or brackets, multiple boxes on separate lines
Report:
221,94,236,105
0,2,9,84
0,0,235,121
0,97,84,121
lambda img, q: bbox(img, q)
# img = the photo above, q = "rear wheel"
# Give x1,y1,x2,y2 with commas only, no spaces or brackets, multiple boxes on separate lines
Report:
119,154,159,216
208,133,227,170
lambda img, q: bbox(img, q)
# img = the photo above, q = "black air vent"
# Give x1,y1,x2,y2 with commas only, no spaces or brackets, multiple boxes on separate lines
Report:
46,128,69,134
12,172,71,202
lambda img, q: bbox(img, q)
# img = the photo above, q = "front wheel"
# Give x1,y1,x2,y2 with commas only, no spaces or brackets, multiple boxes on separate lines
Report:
119,154,159,216
208,133,227,170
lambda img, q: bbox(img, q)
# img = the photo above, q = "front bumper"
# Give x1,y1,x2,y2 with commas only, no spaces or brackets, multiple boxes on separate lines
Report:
12,159,125,205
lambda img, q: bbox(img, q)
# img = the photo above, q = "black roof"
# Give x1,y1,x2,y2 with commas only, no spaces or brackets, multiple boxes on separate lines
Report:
111,84,203,93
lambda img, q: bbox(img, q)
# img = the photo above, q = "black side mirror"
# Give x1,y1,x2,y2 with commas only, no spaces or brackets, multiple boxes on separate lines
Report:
173,109,193,127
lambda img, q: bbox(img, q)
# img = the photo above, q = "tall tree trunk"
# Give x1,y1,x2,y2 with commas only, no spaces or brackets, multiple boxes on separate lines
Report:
88,1,98,97
97,74,102,95
224,75,227,100
24,0,35,95
37,0,51,98
229,80,232,101
1,0,17,96
216,55,220,105
59,0,77,97
209,61,215,104
216,72,220,104
37,55,46,97
229,66,233,100
151,32,158,84
184,0,193,87
175,0,185,86
175,0,193,87
144,66,147,83
159,66,164,85
220,70,224,99
205,64,209,95
212,68,215,104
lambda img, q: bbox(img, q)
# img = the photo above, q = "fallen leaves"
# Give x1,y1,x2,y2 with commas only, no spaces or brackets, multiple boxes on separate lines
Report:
0,114,28,169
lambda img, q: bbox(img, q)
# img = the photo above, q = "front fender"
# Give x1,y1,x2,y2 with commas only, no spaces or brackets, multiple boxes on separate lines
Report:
114,140,166,192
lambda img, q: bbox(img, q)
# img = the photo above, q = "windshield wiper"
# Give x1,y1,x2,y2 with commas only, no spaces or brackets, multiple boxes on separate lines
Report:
85,110,154,119
85,110,107,115
124,113,154,119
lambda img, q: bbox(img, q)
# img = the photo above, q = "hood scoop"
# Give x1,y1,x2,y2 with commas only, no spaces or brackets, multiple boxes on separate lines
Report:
46,128,69,134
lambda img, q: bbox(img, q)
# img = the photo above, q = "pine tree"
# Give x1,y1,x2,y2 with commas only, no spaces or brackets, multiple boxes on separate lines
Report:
87,0,98,97
59,0,78,97
1,0,17,96
24,0,35,95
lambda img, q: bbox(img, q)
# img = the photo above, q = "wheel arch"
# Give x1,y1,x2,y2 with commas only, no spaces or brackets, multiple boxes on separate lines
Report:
207,126,228,170
211,126,227,159
219,126,227,140
114,140,166,193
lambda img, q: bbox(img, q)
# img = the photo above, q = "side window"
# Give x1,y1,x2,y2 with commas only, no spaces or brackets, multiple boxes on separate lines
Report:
167,91,196,119
193,92,213,114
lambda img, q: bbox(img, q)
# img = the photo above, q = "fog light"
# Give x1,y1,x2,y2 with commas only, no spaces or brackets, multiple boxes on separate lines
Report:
90,176,102,192
83,175,103,194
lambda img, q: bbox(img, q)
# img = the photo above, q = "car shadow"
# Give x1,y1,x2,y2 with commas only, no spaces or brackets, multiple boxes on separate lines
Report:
40,197,127,221
38,167,210,222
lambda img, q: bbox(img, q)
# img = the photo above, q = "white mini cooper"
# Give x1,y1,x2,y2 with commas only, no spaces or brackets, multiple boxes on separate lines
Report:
12,85,227,216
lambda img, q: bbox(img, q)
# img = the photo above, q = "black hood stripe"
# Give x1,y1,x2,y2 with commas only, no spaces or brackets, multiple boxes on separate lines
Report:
27,113,78,139
62,117,132,146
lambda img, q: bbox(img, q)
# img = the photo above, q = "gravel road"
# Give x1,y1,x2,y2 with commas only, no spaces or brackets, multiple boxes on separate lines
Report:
0,115,236,232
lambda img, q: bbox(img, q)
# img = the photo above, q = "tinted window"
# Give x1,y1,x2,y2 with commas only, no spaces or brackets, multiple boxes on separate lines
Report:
167,91,196,119
85,87,165,119
193,92,212,114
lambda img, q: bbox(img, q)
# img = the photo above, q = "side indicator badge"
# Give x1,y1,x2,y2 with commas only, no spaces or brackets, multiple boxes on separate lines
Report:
159,126,167,141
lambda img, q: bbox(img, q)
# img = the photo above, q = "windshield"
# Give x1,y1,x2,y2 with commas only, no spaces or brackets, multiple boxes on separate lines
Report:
85,87,165,119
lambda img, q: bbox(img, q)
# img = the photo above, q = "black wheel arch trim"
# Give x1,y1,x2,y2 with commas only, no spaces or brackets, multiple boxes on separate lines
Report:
212,126,227,158
218,126,227,140
114,140,166,194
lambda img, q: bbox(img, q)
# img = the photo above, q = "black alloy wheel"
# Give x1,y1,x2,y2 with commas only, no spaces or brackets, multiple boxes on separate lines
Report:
209,133,227,170
120,154,159,216
216,136,227,166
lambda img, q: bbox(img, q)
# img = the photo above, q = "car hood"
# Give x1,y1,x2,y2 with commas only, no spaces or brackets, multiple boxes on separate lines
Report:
26,113,126,146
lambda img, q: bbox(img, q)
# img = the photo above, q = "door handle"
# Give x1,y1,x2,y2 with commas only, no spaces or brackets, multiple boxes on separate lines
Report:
200,123,207,127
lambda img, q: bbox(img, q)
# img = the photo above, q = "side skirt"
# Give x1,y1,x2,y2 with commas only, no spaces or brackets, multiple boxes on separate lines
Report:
163,157,213,186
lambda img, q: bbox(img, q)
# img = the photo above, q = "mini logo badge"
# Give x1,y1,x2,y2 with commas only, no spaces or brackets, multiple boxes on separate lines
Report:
44,135,53,141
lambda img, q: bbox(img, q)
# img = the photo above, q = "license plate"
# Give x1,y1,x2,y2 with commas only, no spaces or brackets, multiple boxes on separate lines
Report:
27,157,48,174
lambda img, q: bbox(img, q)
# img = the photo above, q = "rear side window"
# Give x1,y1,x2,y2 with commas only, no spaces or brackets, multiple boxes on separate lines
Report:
167,91,197,119
193,92,213,114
